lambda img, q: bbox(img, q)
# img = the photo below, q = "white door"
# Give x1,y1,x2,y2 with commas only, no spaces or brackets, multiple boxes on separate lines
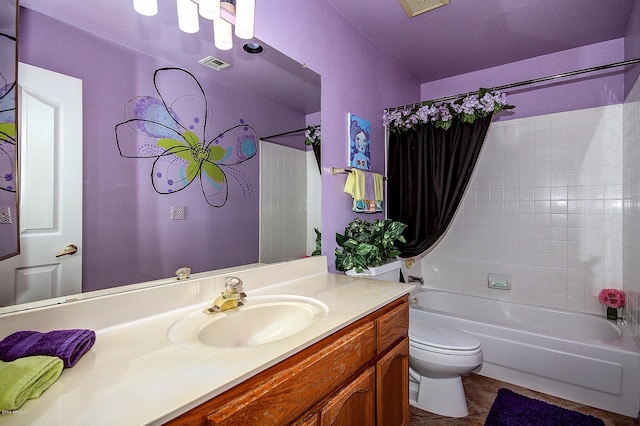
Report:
0,63,82,307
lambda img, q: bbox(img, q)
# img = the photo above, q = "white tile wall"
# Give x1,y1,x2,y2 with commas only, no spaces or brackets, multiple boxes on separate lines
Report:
623,76,640,346
259,142,321,263
420,105,624,315
306,151,322,255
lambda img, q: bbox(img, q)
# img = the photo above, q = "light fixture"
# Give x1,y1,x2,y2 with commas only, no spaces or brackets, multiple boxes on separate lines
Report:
133,0,158,16
177,0,199,33
213,17,233,50
234,0,255,40
133,0,256,50
242,42,263,54
199,0,220,20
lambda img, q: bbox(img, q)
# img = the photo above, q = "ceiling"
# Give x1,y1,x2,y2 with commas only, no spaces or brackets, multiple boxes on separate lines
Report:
328,0,636,83
19,0,635,108
19,0,321,115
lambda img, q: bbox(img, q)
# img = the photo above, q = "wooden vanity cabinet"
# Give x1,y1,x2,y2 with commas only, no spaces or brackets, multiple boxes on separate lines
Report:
375,302,410,426
316,366,376,426
376,337,409,425
165,295,409,426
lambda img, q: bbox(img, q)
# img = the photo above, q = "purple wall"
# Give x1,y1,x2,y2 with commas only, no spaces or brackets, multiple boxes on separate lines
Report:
19,9,308,291
625,1,640,98
0,29,17,259
421,39,626,122
0,189,17,258
253,0,419,272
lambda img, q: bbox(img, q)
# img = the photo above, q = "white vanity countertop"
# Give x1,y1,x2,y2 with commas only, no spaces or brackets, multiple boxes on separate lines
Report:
0,257,413,425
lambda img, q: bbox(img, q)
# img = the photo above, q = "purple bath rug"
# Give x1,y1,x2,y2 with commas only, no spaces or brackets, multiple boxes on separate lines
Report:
485,388,604,426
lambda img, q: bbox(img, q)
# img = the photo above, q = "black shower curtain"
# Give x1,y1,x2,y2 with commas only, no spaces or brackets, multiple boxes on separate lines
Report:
387,115,493,257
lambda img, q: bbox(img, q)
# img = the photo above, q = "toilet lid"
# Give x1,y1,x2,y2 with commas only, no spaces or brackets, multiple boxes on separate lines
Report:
409,320,481,351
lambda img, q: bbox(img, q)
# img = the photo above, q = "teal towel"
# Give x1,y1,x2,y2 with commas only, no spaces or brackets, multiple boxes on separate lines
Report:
0,356,63,410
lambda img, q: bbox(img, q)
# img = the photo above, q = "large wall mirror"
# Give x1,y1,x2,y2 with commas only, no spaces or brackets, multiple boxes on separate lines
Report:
0,0,321,312
0,0,18,262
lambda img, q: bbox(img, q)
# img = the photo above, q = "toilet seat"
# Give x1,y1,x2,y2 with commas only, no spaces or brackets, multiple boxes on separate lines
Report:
409,320,481,355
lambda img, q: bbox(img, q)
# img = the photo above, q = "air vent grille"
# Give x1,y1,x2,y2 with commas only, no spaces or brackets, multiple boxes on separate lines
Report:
198,56,232,71
398,0,449,17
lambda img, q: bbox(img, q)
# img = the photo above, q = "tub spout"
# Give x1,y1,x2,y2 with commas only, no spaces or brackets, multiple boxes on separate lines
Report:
408,275,424,285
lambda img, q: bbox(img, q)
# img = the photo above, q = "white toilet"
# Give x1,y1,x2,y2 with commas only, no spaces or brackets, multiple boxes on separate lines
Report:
408,316,483,418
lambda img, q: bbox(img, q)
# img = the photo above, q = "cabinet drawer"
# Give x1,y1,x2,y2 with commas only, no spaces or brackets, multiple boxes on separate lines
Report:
204,321,375,425
376,300,408,354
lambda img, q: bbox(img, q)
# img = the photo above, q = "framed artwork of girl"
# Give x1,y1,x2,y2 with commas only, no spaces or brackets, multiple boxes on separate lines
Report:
348,113,371,170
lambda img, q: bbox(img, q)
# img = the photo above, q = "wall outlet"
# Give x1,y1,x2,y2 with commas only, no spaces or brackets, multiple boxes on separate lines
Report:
0,207,11,224
171,206,186,220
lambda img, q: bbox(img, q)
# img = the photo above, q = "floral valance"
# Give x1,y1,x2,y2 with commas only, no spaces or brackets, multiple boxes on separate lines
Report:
382,89,514,133
305,125,321,146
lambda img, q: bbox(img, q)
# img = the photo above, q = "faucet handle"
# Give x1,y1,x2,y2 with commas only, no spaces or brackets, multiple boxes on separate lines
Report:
224,276,243,293
175,267,191,280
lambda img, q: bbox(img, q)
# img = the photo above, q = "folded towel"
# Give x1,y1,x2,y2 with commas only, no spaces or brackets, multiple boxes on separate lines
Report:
0,356,63,410
373,173,384,210
0,329,96,368
344,169,384,213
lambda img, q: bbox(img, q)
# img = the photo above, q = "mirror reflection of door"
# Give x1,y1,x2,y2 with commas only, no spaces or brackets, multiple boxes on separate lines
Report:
0,63,82,307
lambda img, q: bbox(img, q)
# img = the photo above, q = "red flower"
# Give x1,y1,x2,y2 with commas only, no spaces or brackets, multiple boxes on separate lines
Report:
598,288,625,309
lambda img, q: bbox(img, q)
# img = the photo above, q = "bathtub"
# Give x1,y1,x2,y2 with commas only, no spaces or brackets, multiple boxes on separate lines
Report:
410,289,640,417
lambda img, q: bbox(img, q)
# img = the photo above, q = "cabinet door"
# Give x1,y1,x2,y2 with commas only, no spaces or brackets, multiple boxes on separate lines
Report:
320,367,375,426
295,411,320,426
376,337,409,426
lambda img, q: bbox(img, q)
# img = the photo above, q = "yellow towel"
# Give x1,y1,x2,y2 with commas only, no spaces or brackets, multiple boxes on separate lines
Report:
374,173,383,206
0,356,63,410
344,169,365,201
344,169,384,213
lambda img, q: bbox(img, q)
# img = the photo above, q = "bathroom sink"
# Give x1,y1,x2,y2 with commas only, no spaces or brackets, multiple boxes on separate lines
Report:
168,295,329,349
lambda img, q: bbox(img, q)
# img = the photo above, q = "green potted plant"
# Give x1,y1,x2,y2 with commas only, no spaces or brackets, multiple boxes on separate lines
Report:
335,218,407,281
311,228,322,256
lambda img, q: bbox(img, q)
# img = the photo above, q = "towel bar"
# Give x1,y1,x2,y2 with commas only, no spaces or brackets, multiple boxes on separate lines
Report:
331,167,387,180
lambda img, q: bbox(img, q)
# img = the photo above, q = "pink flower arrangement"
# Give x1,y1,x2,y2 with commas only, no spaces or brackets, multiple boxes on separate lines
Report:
598,288,625,309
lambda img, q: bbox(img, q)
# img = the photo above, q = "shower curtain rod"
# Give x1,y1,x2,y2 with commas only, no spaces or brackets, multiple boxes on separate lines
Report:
262,125,319,140
386,57,640,112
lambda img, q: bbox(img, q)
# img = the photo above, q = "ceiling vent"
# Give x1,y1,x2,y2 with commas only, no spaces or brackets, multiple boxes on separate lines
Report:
198,56,232,71
398,0,449,17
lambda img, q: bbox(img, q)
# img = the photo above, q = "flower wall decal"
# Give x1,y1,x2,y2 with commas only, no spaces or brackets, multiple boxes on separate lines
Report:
0,74,16,193
115,67,257,207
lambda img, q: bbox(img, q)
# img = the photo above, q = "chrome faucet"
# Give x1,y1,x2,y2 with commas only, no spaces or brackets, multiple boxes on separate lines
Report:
407,275,424,285
203,276,247,314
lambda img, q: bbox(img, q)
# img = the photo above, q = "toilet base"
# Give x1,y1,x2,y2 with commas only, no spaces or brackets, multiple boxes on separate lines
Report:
409,374,469,418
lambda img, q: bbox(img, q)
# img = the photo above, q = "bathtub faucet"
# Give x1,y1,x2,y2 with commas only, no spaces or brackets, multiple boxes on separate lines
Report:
203,276,247,314
407,275,424,285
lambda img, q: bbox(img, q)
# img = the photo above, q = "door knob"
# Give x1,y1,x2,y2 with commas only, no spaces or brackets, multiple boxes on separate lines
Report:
56,244,78,257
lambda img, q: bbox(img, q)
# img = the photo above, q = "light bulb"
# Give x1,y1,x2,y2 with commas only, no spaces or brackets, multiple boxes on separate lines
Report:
133,0,158,16
199,0,220,20
177,0,199,33
213,18,233,50
234,0,255,39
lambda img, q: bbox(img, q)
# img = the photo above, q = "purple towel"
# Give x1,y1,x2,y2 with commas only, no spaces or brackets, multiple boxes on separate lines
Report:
0,330,96,368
